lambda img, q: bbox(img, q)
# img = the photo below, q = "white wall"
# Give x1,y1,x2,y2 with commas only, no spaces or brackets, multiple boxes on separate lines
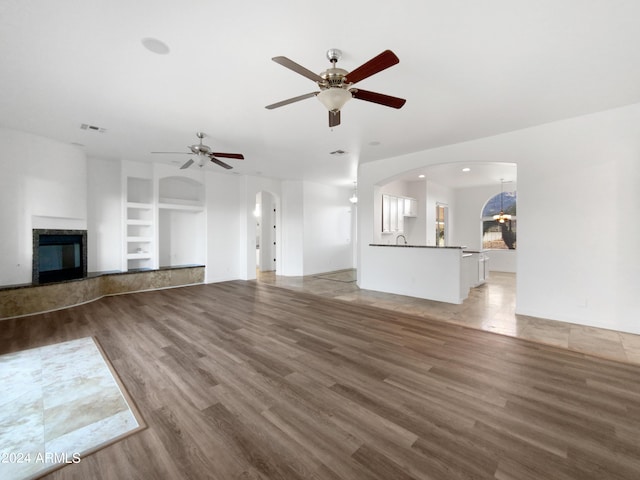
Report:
0,128,87,285
280,180,304,276
159,209,206,267
87,157,121,272
302,181,353,276
359,102,640,335
453,184,500,250
205,171,244,283
405,181,426,245
485,250,516,273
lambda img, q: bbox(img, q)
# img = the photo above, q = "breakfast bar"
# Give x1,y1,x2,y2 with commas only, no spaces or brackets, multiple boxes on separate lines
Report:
361,244,486,304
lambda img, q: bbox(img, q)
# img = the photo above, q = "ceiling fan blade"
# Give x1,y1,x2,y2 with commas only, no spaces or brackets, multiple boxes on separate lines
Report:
265,92,318,109
329,110,341,127
179,159,194,170
151,151,191,154
210,152,244,159
210,157,233,169
351,88,406,109
272,56,325,83
344,50,400,85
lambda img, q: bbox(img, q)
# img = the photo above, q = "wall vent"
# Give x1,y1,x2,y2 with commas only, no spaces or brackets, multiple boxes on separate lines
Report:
80,123,107,133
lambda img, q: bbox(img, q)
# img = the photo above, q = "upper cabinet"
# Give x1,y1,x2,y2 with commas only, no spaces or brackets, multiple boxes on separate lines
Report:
404,197,417,217
382,194,417,233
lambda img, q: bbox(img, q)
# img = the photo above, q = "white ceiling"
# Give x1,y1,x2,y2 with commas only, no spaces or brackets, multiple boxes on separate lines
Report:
2,1,640,188
397,162,517,189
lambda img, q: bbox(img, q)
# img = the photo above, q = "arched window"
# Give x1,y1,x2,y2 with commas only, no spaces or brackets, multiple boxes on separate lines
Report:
481,190,517,250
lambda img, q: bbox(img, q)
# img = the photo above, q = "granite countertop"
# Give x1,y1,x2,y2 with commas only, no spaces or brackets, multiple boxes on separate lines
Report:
0,264,205,291
369,244,464,249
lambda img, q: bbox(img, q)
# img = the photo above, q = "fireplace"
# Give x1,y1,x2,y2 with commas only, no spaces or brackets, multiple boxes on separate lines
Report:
32,229,87,284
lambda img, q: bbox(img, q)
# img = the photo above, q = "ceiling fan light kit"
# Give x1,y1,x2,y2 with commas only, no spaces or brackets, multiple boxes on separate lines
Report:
317,88,352,112
266,48,406,126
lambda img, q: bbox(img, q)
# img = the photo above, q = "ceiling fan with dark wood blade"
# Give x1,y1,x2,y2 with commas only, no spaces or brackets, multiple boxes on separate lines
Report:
151,132,244,170
266,49,406,127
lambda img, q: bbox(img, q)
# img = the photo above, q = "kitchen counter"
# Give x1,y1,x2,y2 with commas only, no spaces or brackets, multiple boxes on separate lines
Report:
369,243,464,249
362,244,467,303
361,244,489,304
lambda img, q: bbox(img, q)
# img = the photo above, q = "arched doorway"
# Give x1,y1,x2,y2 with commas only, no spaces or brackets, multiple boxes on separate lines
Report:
480,181,517,273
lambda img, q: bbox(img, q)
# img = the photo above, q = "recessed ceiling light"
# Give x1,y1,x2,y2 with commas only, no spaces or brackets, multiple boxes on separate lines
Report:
418,174,425,178
141,37,170,55
368,141,381,146
462,167,471,172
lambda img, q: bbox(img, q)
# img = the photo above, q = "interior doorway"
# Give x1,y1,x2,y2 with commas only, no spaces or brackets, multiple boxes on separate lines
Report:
255,191,277,273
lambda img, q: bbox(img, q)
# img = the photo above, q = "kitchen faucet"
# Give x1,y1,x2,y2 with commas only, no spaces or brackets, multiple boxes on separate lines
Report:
396,234,408,245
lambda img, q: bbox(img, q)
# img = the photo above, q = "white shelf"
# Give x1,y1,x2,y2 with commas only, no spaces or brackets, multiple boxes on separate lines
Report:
159,197,204,206
127,219,152,225
127,202,153,209
127,236,153,242
126,253,152,260
123,173,207,272
158,202,204,212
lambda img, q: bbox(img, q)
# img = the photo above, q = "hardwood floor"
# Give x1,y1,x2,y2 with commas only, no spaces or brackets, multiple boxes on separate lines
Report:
2,281,640,479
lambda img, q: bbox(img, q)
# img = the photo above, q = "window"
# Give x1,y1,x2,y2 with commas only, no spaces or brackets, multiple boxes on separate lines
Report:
436,204,447,246
481,191,517,250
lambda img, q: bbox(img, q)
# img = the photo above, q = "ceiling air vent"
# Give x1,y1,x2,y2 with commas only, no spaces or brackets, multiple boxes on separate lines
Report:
80,123,107,133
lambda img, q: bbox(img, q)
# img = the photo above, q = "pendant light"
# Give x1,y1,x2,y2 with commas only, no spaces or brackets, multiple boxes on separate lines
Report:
349,182,358,204
493,179,512,224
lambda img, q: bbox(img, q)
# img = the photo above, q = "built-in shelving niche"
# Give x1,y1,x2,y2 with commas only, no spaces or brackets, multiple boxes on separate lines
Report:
158,176,206,268
125,177,154,270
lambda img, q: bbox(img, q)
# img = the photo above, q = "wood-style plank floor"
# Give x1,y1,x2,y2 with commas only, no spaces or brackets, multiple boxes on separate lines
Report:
2,280,640,479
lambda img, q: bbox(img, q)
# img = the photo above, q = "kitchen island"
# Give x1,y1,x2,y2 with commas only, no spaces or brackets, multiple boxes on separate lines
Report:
361,244,486,304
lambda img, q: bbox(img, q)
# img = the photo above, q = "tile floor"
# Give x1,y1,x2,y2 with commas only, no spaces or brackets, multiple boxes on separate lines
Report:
256,269,640,366
0,337,142,480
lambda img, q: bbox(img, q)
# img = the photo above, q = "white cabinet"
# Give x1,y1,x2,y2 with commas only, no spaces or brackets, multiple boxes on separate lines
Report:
465,251,489,287
478,252,489,285
382,194,417,233
404,197,417,217
382,194,391,233
389,196,398,232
